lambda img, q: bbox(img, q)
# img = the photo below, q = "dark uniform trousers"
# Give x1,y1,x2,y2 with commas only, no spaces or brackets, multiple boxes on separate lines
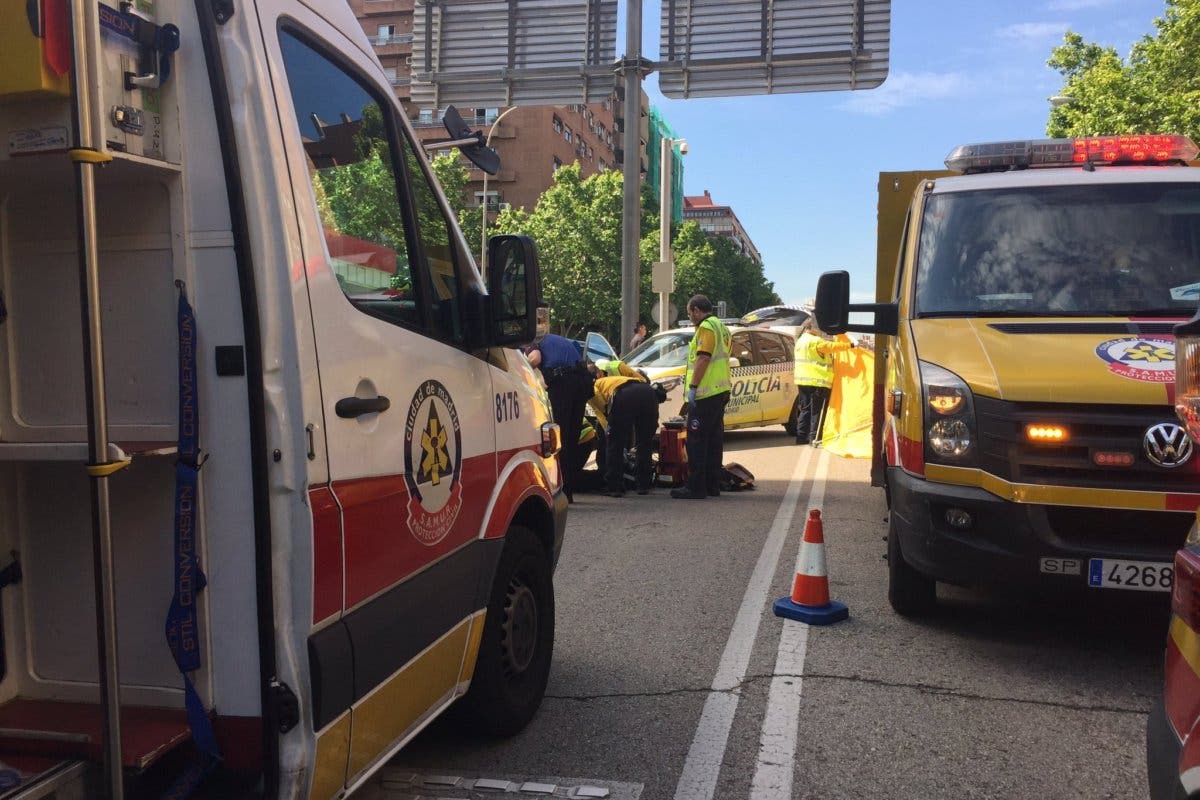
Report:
605,382,658,492
546,366,593,499
686,391,730,496
797,385,831,444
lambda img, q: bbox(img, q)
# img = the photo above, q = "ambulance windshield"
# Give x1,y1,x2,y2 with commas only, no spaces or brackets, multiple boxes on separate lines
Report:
914,183,1200,317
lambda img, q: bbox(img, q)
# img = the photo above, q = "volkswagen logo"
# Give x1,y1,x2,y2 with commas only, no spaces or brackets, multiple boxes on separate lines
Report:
1144,423,1194,468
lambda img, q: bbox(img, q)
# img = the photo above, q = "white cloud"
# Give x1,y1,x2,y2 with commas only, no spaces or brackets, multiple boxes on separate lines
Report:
1047,0,1115,9
838,71,966,116
997,22,1070,40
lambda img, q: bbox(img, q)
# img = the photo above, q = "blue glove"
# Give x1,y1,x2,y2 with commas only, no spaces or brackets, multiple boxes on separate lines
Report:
686,387,697,407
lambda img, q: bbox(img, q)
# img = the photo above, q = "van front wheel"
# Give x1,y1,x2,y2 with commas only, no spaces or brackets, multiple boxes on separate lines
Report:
887,514,936,616
456,525,554,737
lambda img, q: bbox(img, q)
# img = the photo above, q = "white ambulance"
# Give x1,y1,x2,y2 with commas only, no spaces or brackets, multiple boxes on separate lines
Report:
0,0,566,797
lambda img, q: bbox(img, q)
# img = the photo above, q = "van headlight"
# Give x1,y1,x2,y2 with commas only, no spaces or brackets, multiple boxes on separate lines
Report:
921,361,976,464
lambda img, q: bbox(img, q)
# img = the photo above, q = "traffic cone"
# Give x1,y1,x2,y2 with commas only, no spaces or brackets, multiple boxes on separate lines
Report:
773,509,849,625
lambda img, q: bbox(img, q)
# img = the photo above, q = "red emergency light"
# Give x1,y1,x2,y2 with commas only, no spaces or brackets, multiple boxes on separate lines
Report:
945,134,1199,172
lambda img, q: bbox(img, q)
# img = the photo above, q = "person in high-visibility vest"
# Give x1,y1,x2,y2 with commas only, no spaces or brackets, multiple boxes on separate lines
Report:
793,325,854,446
671,295,733,500
585,365,656,497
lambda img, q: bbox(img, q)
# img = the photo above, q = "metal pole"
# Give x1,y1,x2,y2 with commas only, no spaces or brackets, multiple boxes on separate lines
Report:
67,1,124,796
658,136,672,334
480,106,518,271
619,0,643,354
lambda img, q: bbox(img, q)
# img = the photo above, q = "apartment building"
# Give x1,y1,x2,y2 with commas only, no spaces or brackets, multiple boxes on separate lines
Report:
682,190,763,265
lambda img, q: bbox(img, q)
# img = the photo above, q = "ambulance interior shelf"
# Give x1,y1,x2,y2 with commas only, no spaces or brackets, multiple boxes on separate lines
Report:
0,441,176,462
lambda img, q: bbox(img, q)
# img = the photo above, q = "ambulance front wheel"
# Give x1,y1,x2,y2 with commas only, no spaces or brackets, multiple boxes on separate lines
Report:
458,525,554,737
887,514,937,617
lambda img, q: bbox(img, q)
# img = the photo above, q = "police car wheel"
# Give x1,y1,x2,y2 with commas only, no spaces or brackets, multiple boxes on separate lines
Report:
783,397,800,436
455,525,554,737
887,513,937,617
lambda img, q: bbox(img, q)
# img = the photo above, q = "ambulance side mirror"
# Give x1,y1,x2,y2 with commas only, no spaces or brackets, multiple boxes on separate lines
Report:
814,270,898,336
487,234,542,347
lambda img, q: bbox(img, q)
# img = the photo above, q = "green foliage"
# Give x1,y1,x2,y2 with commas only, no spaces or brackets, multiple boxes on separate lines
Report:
1047,1,1200,140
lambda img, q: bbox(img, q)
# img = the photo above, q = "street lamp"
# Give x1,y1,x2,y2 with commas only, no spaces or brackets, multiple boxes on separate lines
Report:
480,106,519,271
657,137,687,334
1048,95,1074,108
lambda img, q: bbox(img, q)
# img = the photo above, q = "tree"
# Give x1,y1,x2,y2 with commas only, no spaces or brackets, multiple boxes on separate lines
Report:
1047,1,1200,140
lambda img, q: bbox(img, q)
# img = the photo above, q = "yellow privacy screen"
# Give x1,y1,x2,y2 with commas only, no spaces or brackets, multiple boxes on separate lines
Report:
0,0,71,99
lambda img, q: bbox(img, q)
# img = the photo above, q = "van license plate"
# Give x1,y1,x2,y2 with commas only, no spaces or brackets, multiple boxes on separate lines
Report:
1087,559,1173,592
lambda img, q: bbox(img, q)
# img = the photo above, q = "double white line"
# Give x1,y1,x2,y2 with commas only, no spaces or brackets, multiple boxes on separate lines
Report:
672,447,831,800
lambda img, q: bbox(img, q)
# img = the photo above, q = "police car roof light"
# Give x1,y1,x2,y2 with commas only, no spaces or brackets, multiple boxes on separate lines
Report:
944,134,1199,173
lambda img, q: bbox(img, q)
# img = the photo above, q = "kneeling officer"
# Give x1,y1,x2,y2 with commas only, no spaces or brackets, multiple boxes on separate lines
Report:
589,360,657,497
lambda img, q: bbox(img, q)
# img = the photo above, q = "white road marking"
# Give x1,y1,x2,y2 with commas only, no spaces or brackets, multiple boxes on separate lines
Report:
672,446,815,800
749,448,830,800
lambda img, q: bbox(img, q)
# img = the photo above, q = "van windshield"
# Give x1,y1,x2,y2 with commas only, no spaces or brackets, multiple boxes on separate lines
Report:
913,183,1200,317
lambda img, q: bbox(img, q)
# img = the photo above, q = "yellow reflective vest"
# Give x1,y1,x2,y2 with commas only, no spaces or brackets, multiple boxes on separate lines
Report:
686,315,732,399
794,331,852,388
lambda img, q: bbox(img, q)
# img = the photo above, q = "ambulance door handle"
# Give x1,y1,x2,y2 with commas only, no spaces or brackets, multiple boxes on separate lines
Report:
335,396,391,418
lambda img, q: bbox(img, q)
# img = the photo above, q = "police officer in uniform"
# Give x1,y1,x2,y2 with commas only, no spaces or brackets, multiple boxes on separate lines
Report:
793,325,853,446
672,295,732,500
528,333,593,502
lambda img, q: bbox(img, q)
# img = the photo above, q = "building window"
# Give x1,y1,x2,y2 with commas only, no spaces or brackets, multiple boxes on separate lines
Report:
553,156,563,170
474,190,502,211
382,66,398,82
563,125,573,143
587,145,593,159
417,108,434,124
598,159,607,171
552,116,562,133
377,24,395,37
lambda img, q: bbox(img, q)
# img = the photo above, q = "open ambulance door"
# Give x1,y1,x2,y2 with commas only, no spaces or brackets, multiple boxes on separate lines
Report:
247,2,502,797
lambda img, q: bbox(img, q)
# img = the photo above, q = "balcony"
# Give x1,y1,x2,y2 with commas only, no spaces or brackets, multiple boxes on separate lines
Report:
369,33,413,46
412,114,500,128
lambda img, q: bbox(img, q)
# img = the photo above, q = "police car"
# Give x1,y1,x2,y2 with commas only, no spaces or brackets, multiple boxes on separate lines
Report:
623,326,801,433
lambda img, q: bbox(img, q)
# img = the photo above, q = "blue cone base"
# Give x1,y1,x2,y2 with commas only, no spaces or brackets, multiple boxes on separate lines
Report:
773,597,849,625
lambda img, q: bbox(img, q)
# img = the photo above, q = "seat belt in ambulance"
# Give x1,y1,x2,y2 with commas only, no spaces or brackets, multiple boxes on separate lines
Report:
163,282,221,798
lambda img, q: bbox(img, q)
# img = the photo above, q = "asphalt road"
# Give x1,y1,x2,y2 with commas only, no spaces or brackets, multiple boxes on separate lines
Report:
378,427,1168,800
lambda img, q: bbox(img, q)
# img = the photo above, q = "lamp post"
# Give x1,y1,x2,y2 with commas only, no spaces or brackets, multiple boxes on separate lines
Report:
480,106,518,271
657,136,686,334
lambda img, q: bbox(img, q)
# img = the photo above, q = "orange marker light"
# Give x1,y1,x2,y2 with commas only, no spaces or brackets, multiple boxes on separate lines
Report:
1026,424,1068,443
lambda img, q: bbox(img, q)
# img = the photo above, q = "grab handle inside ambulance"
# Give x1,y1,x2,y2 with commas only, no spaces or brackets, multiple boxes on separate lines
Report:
335,395,391,418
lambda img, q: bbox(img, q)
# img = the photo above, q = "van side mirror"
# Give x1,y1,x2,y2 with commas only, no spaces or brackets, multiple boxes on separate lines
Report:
486,234,542,347
814,270,899,336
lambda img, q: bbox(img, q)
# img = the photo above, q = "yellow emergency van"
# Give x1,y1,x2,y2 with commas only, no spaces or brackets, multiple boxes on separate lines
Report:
817,135,1200,615
0,1,565,797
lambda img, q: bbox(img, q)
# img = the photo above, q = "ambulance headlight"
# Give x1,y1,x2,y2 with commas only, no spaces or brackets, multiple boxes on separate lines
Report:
921,361,976,464
541,422,562,458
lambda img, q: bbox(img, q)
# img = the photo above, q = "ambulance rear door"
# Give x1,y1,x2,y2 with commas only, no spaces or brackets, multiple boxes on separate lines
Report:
252,2,499,793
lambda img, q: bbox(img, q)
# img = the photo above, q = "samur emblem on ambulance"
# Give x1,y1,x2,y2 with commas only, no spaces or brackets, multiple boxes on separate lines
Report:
1094,336,1175,383
404,380,464,546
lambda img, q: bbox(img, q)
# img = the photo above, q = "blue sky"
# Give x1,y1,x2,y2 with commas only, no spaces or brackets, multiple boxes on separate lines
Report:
639,0,1170,306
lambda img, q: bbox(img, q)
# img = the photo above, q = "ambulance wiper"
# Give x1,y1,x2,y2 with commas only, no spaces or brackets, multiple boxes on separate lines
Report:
1110,307,1192,317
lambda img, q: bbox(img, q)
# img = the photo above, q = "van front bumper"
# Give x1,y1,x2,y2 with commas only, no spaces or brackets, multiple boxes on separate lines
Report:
888,466,1190,588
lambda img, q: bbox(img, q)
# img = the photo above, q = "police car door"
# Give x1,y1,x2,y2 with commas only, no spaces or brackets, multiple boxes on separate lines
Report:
258,5,496,791
751,331,795,423
729,331,764,424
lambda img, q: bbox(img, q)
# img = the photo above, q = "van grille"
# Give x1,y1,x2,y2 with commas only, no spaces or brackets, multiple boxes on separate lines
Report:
974,397,1200,492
